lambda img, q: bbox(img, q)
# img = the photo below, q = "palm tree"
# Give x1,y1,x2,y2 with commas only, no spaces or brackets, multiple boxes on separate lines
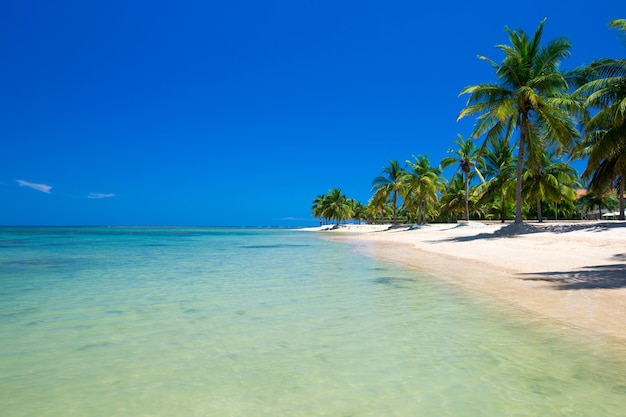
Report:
522,150,580,222
321,188,353,225
371,160,406,225
366,195,394,224
577,189,619,219
312,194,328,224
441,134,485,221
348,199,366,224
458,19,580,224
576,19,626,220
403,155,446,224
476,137,516,222
440,173,473,220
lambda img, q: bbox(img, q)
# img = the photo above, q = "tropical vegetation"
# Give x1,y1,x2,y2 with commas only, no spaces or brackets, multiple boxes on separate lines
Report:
311,19,626,226
441,134,484,221
575,19,626,220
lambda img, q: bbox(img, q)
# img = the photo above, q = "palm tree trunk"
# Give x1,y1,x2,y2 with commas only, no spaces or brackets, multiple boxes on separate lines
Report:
416,195,421,224
464,172,470,221
515,113,528,224
599,203,602,221
417,200,422,224
392,192,398,225
537,200,543,223
618,173,624,220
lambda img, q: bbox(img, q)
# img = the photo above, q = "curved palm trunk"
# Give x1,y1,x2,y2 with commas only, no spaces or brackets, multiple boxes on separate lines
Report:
515,113,529,224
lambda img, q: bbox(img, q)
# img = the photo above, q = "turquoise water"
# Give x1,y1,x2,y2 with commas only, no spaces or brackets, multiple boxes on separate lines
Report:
1,227,625,416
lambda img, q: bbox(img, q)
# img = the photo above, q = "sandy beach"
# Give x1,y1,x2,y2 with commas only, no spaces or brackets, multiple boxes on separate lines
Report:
309,221,626,344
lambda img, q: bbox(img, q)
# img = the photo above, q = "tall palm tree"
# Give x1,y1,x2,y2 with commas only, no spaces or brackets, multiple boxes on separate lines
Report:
458,19,580,223
576,19,626,220
371,160,406,225
476,137,516,222
403,155,446,224
441,134,485,221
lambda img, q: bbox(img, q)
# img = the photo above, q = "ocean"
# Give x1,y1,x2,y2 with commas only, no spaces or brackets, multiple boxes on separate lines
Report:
1,226,625,416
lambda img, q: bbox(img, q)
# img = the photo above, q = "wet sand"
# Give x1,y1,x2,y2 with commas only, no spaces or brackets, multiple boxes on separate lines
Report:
312,221,626,344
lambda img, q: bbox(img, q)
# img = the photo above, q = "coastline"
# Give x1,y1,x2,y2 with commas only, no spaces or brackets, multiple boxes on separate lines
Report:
306,221,626,344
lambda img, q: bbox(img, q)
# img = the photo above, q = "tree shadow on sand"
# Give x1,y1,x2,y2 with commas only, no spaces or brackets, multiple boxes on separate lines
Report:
440,221,626,243
518,254,626,290
434,222,626,289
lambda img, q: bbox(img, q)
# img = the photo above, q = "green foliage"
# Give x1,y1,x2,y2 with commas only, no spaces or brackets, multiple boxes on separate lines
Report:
312,188,355,225
577,190,619,217
371,160,407,224
403,155,446,224
522,150,581,222
458,19,580,223
309,18,626,225
474,137,516,222
441,134,484,221
440,173,470,220
575,18,626,219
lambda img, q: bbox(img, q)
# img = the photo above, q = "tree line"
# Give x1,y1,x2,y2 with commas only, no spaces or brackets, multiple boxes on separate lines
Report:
312,19,626,226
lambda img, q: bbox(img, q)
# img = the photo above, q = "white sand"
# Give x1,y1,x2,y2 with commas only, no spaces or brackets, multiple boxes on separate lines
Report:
311,221,626,344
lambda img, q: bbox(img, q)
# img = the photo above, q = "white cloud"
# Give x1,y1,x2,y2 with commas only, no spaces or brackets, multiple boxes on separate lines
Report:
88,193,115,199
16,179,52,194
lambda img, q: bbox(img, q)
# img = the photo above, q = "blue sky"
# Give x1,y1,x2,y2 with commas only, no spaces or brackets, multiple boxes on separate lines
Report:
1,0,622,226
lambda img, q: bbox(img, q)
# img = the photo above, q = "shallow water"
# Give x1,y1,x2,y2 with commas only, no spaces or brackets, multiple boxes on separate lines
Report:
1,227,625,416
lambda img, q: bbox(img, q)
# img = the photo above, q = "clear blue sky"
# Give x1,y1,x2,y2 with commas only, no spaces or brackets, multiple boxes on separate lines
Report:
1,0,622,226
